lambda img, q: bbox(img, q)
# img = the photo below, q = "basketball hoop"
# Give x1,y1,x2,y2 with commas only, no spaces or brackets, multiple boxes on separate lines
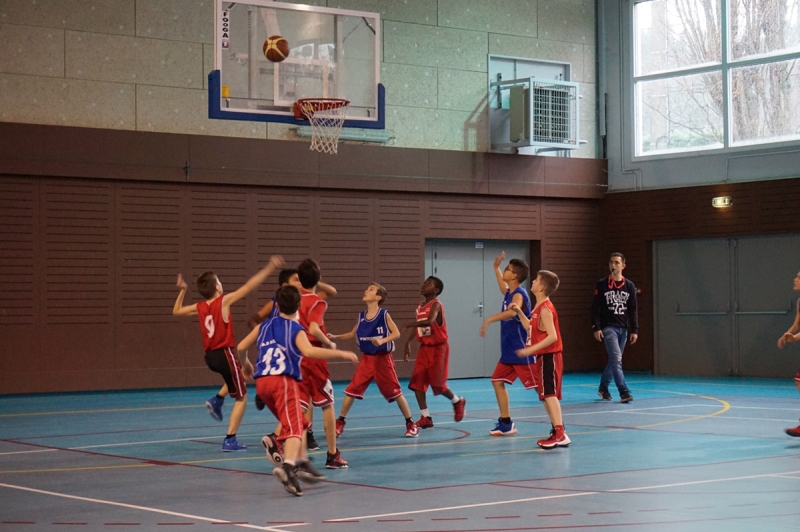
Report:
293,98,350,154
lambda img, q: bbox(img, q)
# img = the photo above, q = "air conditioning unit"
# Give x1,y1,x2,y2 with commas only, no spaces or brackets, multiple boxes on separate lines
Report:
490,77,580,153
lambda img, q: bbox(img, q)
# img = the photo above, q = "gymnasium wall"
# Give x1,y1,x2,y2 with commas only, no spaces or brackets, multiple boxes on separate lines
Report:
0,123,607,395
0,0,597,157
599,177,800,372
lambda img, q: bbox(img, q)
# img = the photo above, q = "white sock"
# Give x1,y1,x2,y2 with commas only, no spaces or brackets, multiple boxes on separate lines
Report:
420,408,430,417
451,395,460,404
284,459,295,466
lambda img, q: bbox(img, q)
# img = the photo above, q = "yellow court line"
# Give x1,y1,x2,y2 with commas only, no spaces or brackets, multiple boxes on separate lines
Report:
635,390,730,429
0,463,154,474
0,405,200,418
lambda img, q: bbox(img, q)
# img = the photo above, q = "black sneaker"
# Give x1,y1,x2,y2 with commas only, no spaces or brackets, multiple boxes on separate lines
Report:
255,394,265,411
296,460,325,483
273,463,303,496
598,388,612,401
306,430,320,451
620,392,633,403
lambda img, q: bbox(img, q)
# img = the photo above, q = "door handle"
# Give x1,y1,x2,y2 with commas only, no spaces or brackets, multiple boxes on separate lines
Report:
675,302,729,316
734,301,793,316
478,302,484,317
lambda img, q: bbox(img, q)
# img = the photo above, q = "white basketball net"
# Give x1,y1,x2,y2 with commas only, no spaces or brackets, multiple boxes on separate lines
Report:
298,100,349,155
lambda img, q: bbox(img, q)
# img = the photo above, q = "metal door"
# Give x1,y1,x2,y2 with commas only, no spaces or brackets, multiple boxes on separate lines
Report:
736,235,800,378
425,240,531,378
654,239,733,376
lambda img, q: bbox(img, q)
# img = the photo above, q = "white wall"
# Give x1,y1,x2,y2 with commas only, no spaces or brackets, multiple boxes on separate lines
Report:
0,0,597,157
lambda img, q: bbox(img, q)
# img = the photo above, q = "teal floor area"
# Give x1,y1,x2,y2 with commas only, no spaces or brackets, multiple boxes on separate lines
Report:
1,374,800,531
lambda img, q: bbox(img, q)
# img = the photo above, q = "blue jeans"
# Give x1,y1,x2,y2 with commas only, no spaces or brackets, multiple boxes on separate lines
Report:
599,326,629,394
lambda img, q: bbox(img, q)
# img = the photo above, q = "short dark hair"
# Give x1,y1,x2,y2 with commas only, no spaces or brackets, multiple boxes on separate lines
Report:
275,285,301,315
297,258,321,289
610,252,626,264
508,258,530,283
537,270,560,296
370,282,388,306
427,276,444,295
278,268,298,286
196,271,219,299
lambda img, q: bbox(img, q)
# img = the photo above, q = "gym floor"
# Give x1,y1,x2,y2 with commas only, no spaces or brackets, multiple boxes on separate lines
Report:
2,374,799,531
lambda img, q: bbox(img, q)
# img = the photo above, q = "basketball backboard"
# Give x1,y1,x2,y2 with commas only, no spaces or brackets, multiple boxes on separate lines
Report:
209,0,384,129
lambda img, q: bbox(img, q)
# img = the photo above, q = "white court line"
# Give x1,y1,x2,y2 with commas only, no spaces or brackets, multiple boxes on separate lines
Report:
0,482,305,531
0,449,58,456
730,405,800,412
323,469,800,523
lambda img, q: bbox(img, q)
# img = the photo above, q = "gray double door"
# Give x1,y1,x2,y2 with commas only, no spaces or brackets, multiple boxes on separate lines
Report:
655,235,800,377
424,239,530,379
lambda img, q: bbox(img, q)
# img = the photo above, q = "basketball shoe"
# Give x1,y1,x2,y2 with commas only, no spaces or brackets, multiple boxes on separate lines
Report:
306,429,320,450
274,464,303,496
296,460,326,483
205,395,224,421
489,418,517,436
405,420,419,438
416,415,434,429
261,434,283,466
335,417,346,437
453,397,467,422
221,435,247,451
325,450,349,469
786,424,800,437
537,425,571,449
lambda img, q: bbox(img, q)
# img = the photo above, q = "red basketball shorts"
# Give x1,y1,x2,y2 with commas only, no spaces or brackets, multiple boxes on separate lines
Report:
256,375,309,443
300,357,334,408
408,342,450,396
344,352,403,402
491,360,540,390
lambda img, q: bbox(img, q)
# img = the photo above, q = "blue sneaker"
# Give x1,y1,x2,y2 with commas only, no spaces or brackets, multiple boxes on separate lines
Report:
222,436,247,452
205,396,224,422
489,418,517,436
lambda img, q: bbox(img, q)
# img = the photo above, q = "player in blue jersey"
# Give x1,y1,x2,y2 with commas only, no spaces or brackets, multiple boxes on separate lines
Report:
479,252,535,436
238,285,357,497
330,283,420,439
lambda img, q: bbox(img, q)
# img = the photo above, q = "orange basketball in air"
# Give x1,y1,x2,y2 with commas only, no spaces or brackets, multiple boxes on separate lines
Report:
263,35,290,63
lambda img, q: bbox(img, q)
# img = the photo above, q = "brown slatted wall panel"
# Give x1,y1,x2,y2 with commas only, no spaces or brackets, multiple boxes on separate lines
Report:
317,195,373,320
118,184,182,324
43,181,113,324
0,179,36,325
376,197,424,327
428,197,541,239
188,187,250,325
252,192,314,308
542,200,602,370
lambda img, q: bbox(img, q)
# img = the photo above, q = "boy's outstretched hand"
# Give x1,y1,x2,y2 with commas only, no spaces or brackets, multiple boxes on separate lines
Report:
493,251,506,270
176,274,187,290
269,255,285,268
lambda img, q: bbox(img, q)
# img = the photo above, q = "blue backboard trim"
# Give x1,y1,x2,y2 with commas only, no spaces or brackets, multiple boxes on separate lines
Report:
208,70,385,130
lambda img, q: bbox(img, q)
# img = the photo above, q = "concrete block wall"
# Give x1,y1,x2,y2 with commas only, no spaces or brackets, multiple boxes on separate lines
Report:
0,0,596,156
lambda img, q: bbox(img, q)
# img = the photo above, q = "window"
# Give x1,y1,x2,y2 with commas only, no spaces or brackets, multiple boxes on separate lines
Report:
633,0,800,156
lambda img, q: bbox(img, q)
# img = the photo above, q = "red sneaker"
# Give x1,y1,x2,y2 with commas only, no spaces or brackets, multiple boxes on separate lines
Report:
537,427,571,449
325,450,349,469
453,398,466,422
335,417,346,437
416,415,434,429
786,425,800,437
405,421,419,438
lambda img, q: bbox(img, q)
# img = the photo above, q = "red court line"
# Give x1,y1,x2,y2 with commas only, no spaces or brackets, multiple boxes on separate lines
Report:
52,523,87,525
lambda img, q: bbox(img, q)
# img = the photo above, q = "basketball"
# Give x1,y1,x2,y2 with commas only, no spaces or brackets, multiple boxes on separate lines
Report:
263,35,290,63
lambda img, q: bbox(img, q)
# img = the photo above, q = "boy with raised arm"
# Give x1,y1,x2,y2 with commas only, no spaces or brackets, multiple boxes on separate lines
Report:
479,252,535,436
512,269,570,449
776,270,800,437
172,255,284,451
330,283,419,438
239,285,357,496
401,276,466,429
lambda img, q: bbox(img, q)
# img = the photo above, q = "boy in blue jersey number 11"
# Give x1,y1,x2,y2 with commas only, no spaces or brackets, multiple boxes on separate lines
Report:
238,285,357,497
329,283,420,439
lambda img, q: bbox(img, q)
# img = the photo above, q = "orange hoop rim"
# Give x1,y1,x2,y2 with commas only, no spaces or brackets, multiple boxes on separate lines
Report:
293,98,350,119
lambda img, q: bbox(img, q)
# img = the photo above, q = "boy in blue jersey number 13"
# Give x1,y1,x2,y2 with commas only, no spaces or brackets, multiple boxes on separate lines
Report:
238,285,357,497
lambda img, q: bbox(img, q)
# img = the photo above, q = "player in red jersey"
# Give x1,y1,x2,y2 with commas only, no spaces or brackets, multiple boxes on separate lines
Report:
172,255,284,451
401,276,466,429
295,258,348,469
512,270,570,449
777,270,800,438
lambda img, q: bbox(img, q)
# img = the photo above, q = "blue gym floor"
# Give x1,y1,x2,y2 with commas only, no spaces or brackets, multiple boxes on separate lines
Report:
2,374,800,531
